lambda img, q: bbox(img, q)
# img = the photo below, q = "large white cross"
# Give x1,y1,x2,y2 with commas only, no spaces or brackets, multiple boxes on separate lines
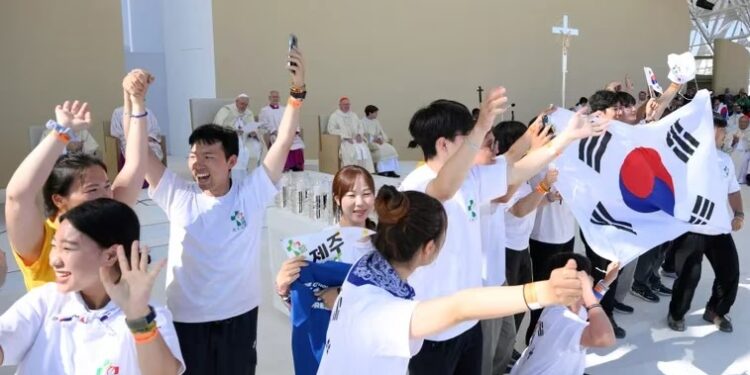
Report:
552,15,579,108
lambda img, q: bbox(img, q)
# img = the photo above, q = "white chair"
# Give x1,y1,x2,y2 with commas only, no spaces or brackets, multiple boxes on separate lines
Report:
317,115,341,175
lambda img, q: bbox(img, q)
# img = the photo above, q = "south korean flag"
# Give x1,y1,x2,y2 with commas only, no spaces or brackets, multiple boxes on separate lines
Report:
548,90,730,263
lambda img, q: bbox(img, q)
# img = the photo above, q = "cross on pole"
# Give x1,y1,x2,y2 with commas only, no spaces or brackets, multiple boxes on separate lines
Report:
552,15,579,108
477,85,484,103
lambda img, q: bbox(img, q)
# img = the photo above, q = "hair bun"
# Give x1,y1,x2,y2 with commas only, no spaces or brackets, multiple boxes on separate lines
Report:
375,185,410,224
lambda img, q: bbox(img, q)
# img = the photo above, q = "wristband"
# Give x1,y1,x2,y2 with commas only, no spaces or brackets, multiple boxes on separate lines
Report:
126,305,156,333
130,111,148,118
288,97,303,108
133,328,160,345
523,283,542,310
585,303,602,312
593,280,609,301
45,120,80,143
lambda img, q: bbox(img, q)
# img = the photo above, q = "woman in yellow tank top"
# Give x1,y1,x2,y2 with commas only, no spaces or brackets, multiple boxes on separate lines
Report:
5,71,154,290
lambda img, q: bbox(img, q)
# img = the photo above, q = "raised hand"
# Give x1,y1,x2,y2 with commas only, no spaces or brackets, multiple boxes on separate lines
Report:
475,87,508,135
123,69,154,104
562,107,609,141
100,241,165,319
275,256,308,297
603,261,620,285
539,259,583,306
55,100,91,131
288,49,306,88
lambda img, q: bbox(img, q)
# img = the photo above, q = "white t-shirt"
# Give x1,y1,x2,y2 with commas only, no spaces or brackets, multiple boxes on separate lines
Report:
694,151,739,236
399,160,507,340
480,201,506,286
149,167,278,323
505,182,537,251
318,275,421,374
511,305,588,375
529,173,577,244
0,283,185,375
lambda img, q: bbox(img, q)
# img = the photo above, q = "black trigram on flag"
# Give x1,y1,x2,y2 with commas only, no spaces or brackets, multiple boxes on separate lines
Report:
578,132,612,173
689,195,715,225
666,120,700,163
590,202,637,235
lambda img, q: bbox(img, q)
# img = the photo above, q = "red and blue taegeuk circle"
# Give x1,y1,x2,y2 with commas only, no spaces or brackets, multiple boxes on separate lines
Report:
619,147,675,216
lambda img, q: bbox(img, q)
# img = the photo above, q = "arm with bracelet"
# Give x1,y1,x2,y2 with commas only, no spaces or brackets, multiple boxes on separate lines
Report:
102,243,181,375
580,270,616,348
113,69,154,207
5,101,90,266
263,48,306,184
409,259,582,338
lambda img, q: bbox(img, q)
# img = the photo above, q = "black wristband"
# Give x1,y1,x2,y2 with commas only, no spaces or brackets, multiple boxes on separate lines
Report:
290,90,307,100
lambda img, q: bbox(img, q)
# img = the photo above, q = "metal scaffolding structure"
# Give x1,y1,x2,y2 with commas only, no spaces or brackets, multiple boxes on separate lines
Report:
689,0,750,74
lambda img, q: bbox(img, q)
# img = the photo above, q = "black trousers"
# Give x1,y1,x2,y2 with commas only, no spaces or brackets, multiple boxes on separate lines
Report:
505,248,532,329
669,233,707,320
174,308,258,375
705,233,740,316
634,241,672,288
409,322,483,375
525,238,574,345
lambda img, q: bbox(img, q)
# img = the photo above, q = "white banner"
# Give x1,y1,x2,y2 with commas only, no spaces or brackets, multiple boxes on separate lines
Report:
282,227,375,263
548,90,730,263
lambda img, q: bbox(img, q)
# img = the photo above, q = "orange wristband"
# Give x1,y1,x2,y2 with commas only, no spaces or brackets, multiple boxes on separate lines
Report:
288,97,303,108
133,328,160,345
54,131,71,144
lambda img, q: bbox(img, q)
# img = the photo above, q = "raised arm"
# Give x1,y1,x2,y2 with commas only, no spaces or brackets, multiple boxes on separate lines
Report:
101,244,181,375
509,169,557,218
5,101,90,262
112,70,154,206
263,49,306,183
409,259,582,339
579,268,616,348
425,87,507,202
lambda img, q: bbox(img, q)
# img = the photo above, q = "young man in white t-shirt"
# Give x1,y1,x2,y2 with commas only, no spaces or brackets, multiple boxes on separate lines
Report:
511,253,617,375
400,88,608,375
142,50,307,374
667,116,744,332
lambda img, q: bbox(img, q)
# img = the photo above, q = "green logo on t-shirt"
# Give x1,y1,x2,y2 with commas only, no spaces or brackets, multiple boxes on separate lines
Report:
96,360,120,375
231,210,247,231
467,198,477,221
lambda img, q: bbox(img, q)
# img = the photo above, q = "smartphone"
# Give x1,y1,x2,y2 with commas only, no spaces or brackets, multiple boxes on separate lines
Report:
288,34,298,68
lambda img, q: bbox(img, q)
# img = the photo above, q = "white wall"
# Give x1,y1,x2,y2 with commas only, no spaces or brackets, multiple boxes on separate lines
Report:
121,0,170,141
120,0,216,158
163,0,216,157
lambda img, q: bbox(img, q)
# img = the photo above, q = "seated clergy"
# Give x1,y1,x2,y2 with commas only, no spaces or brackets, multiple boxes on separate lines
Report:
259,90,305,171
111,106,164,168
214,93,263,173
327,97,374,173
361,105,400,177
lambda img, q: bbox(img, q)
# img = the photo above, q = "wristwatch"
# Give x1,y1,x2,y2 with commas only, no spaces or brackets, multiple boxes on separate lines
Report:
126,305,156,333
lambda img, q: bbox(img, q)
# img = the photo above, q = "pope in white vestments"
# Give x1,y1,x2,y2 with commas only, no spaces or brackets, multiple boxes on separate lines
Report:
361,105,399,177
214,94,263,175
327,97,375,173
